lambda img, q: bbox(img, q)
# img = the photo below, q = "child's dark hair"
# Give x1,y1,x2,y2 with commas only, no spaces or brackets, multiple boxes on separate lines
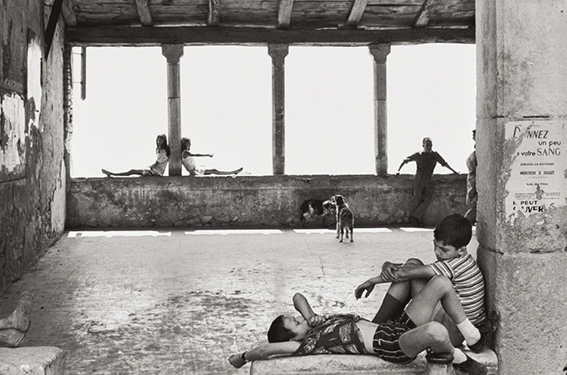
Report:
267,315,295,343
433,214,472,249
156,134,171,157
181,137,191,151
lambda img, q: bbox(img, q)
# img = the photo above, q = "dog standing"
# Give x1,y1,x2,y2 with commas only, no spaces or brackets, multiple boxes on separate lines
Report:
331,195,354,242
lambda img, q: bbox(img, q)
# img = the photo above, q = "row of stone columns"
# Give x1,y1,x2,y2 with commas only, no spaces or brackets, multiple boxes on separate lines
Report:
161,43,391,176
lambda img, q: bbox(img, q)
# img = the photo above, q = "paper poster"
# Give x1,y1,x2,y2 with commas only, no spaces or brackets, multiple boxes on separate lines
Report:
505,121,567,219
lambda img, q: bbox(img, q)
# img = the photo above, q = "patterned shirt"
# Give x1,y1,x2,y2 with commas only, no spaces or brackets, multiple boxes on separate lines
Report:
294,315,366,356
429,253,486,325
406,151,448,181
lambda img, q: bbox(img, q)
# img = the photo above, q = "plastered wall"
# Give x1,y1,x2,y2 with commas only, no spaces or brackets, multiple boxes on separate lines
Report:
0,0,66,291
476,1,567,373
67,175,467,229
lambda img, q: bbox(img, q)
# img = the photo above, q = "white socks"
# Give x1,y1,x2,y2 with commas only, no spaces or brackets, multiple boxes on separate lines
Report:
456,319,481,346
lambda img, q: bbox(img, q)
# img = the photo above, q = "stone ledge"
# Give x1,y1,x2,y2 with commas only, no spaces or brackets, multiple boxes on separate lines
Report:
0,347,66,375
251,348,497,375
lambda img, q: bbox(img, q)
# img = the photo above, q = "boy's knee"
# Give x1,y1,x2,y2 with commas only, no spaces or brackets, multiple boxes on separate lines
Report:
404,258,424,267
423,321,450,344
430,275,453,290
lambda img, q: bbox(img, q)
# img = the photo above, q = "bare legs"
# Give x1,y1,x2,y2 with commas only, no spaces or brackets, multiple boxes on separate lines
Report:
102,169,146,177
399,321,455,359
0,292,33,347
203,167,243,176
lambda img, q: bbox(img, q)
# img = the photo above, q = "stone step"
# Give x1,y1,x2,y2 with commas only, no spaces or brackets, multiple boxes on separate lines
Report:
0,347,66,375
251,348,497,375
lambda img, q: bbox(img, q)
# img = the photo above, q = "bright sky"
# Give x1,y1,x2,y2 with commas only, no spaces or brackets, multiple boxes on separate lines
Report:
70,44,476,177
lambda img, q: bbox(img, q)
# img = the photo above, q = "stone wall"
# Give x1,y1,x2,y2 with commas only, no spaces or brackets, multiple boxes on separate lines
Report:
476,1,567,374
0,0,66,291
67,174,466,229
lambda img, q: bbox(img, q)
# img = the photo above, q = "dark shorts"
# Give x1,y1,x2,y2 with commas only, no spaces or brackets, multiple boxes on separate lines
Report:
372,312,416,364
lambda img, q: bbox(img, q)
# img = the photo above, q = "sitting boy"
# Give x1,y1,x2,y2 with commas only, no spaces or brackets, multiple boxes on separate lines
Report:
228,286,489,375
355,214,497,350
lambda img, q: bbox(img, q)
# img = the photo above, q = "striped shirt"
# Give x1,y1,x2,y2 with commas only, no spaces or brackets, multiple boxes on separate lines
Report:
429,253,486,325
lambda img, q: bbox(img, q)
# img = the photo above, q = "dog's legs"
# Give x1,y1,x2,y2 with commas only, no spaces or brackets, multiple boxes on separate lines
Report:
350,227,354,242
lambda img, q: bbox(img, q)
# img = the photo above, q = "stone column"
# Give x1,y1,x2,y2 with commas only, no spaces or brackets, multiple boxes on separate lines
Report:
476,1,567,374
161,44,184,176
63,45,73,188
268,44,289,175
368,44,391,175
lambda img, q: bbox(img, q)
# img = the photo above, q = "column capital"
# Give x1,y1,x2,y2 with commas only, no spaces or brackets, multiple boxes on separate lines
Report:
368,44,391,64
268,44,289,64
161,44,184,64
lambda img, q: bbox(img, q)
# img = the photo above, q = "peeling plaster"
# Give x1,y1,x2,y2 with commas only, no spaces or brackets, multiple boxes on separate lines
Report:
0,93,26,175
501,121,567,253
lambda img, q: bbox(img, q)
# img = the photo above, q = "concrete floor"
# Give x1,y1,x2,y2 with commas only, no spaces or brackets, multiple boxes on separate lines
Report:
0,226,477,375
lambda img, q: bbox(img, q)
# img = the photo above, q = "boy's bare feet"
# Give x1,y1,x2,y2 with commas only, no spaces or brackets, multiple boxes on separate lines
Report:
0,328,27,348
6,291,33,332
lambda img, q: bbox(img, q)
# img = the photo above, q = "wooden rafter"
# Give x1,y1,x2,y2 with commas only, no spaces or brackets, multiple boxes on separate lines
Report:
45,0,64,57
135,0,153,26
277,0,294,29
208,0,220,26
346,0,368,28
62,0,77,26
66,26,475,46
413,0,435,27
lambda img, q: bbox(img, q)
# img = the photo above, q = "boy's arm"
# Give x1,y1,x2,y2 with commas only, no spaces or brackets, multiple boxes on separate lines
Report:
187,152,213,157
354,261,403,299
293,293,325,327
228,341,300,368
392,264,436,282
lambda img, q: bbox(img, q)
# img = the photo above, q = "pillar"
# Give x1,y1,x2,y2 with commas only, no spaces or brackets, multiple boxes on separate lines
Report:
63,45,73,188
368,44,391,175
476,1,567,374
161,44,184,176
268,44,289,175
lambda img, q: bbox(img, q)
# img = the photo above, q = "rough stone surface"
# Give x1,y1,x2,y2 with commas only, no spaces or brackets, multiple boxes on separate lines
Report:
476,1,567,374
0,0,66,291
0,347,66,375
478,249,567,375
67,175,466,229
251,349,497,375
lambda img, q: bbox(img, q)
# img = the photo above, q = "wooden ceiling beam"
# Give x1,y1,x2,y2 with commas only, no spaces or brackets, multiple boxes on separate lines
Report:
413,0,435,27
135,0,153,26
346,0,368,28
62,0,77,26
65,26,474,46
277,0,294,28
208,0,220,26
45,0,77,26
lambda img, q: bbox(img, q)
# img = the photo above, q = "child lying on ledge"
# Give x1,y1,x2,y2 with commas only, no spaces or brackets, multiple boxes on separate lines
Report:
229,286,493,375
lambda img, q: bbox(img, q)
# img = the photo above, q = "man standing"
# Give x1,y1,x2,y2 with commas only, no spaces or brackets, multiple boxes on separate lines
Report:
464,130,477,224
397,137,459,225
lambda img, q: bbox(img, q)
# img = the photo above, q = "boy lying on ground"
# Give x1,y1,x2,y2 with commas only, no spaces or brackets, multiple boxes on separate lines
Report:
229,284,495,375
